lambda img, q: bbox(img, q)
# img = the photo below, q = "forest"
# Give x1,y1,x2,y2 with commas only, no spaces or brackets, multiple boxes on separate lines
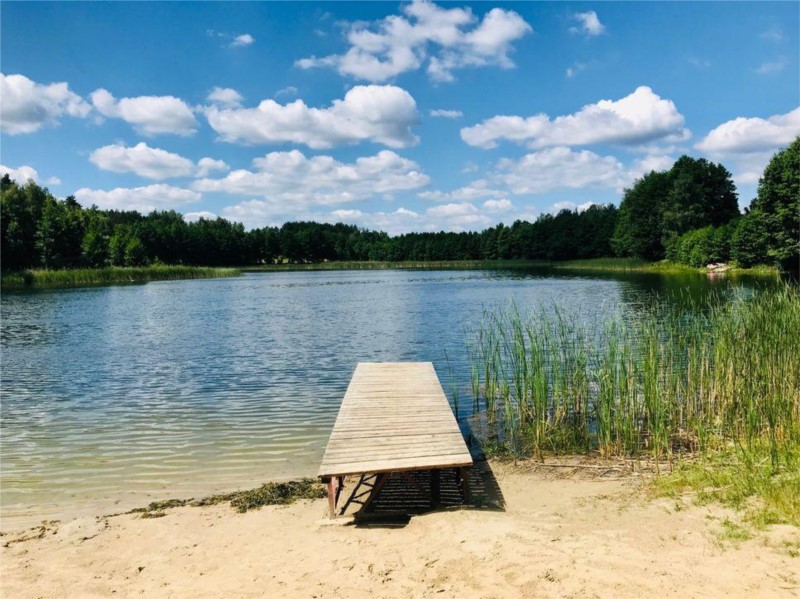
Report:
1,138,797,272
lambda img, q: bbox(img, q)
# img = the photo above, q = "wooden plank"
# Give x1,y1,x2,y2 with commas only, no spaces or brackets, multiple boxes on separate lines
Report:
318,362,473,479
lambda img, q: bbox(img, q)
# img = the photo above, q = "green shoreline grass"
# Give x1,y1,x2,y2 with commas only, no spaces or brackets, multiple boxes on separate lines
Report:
1,265,241,290
2,259,777,290
243,258,779,276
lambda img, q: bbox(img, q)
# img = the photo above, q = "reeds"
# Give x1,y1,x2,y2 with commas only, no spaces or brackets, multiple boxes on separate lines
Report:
468,285,800,471
1,266,241,289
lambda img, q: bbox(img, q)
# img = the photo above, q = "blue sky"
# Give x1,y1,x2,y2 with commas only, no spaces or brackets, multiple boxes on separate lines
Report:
1,1,798,233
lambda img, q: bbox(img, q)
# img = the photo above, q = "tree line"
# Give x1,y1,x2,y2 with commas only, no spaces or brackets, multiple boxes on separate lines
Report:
0,177,617,270
1,137,796,272
613,138,798,271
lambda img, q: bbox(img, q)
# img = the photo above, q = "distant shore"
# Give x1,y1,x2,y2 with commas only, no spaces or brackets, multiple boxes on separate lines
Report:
1,259,779,290
0,265,241,290
244,257,780,276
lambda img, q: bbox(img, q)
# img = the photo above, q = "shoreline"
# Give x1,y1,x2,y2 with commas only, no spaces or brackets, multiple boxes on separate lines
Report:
2,458,797,598
0,265,241,290
2,259,777,290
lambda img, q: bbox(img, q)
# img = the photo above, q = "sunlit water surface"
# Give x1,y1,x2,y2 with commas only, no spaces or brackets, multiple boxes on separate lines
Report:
0,269,774,529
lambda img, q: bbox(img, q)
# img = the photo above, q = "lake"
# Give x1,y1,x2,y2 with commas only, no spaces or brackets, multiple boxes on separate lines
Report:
0,268,776,529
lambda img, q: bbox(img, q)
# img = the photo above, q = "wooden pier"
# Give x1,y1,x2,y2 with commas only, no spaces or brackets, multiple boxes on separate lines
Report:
318,362,473,518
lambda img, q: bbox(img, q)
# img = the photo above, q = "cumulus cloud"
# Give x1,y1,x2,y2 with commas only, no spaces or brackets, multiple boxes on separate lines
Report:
204,84,419,149
430,109,464,118
418,178,503,201
296,0,531,83
550,200,596,214
461,86,688,149
0,164,61,186
230,34,255,48
482,198,513,212
75,184,201,213
90,88,198,136
569,11,606,36
696,107,800,154
1,164,40,185
628,153,676,181
696,107,800,187
426,202,492,229
183,211,218,222
0,73,91,134
90,142,195,179
89,143,230,180
196,157,230,177
207,87,243,108
494,147,627,195
195,150,429,214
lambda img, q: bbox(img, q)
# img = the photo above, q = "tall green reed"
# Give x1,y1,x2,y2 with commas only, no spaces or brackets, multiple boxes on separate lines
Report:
468,285,800,471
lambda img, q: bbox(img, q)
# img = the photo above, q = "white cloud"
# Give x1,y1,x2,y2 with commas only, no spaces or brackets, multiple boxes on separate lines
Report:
483,198,512,212
296,0,531,83
75,184,201,213
90,142,196,180
461,86,688,149
196,150,429,213
0,73,91,134
426,202,491,230
274,86,299,99
230,34,255,48
196,157,230,177
323,207,424,235
90,88,198,136
565,62,587,78
330,209,366,219
183,211,218,222
495,147,626,195
430,109,464,118
204,84,419,149
696,107,799,189
696,107,800,154
207,87,243,108
1,164,40,185
89,143,230,180
418,178,502,201
0,164,62,187
628,153,676,181
569,11,605,36
755,58,787,75
550,200,595,214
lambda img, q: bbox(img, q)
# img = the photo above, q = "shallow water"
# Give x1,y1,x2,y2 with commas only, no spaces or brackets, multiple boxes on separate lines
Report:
0,268,775,529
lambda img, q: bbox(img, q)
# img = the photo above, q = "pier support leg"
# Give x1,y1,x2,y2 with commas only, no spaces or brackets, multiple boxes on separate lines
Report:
459,467,472,505
324,477,339,518
430,469,441,508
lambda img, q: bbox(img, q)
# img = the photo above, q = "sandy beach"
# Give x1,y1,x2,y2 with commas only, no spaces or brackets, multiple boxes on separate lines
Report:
2,459,797,599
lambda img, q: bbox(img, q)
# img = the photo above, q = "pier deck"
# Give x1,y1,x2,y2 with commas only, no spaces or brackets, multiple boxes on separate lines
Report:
318,362,473,517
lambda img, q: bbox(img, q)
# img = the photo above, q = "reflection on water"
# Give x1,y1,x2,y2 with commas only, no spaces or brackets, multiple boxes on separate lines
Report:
0,269,777,529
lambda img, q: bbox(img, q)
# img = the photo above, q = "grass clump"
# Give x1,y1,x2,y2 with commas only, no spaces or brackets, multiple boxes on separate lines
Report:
1,265,240,289
654,445,800,529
